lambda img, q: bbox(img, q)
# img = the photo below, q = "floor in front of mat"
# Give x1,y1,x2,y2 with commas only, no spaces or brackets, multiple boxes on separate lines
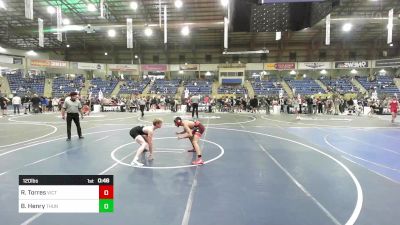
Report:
1,111,400,225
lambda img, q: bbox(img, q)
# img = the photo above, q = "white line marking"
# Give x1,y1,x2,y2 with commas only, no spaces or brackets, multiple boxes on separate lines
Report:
341,156,400,185
299,117,352,121
324,135,400,173
181,169,198,225
20,213,43,225
94,136,110,142
138,114,257,126
181,117,210,225
257,144,342,225
111,138,224,169
0,128,129,158
340,135,400,156
23,151,68,167
261,116,350,127
207,127,363,225
0,123,58,148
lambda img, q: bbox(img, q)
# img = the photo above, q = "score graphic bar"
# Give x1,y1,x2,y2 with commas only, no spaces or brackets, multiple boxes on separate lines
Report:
19,175,114,213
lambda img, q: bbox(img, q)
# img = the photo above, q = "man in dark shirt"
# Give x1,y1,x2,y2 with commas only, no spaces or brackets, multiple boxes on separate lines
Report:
30,94,41,113
22,95,31,114
250,96,259,113
0,95,8,117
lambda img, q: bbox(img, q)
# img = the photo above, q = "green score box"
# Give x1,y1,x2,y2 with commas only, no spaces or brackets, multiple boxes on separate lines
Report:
99,199,114,213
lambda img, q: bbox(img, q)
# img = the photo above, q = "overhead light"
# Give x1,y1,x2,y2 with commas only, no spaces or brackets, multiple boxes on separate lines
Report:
130,1,138,10
289,70,296,75
66,44,70,48
108,29,116,37
342,23,353,32
144,27,153,36
221,0,229,7
179,70,184,74
175,0,183,8
379,69,386,74
134,54,138,59
303,74,307,78
0,46,6,53
47,6,55,14
351,69,358,74
181,26,190,36
87,3,97,12
104,52,108,56
320,69,327,75
62,18,70,25
0,0,6,9
205,71,212,76
389,43,394,47
26,50,37,56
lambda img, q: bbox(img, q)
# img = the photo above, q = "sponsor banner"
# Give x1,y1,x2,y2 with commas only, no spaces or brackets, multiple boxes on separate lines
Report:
218,63,246,68
265,63,296,70
13,58,23,65
141,64,167,71
298,62,331,70
0,55,14,64
108,64,138,72
78,62,105,71
179,64,199,71
375,58,400,68
335,61,369,68
30,59,68,68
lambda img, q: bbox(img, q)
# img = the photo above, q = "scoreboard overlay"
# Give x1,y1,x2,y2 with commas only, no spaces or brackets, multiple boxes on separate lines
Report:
19,175,114,213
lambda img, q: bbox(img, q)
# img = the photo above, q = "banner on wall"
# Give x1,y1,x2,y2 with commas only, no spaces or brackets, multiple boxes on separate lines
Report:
265,63,296,70
179,64,199,71
78,62,105,71
335,61,369,68
141,64,167,71
0,55,14,64
30,59,67,68
375,58,400,68
13,58,23,65
108,64,138,72
298,62,331,70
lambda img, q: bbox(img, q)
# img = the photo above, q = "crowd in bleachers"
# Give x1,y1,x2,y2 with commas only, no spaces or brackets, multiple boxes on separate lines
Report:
52,75,85,98
320,77,357,94
184,80,212,95
357,75,400,96
119,79,150,95
218,85,247,95
89,77,118,96
7,73,45,96
285,78,325,95
149,79,181,94
251,79,285,96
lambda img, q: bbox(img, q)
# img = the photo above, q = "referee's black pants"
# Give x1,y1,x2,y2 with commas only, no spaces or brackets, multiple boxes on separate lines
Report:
192,103,199,118
67,113,82,139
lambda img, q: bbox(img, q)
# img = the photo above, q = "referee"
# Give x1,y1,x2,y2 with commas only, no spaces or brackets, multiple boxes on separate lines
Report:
61,92,84,141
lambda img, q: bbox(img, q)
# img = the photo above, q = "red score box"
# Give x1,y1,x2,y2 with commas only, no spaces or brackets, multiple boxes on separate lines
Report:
99,185,114,199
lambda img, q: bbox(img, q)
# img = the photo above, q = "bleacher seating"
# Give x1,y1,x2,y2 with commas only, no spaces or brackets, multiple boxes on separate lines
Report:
52,75,85,97
357,76,400,96
90,78,118,96
320,78,357,94
218,85,247,95
286,79,325,95
7,73,45,96
251,79,285,96
184,80,212,95
119,79,150,95
150,79,181,94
